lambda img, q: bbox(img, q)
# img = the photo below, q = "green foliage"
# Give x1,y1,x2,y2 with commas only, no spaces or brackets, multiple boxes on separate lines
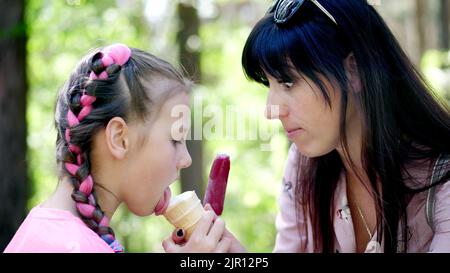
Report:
421,49,450,101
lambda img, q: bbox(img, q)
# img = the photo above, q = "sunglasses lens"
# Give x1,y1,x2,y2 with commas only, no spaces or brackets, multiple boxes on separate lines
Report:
274,0,305,23
269,0,337,25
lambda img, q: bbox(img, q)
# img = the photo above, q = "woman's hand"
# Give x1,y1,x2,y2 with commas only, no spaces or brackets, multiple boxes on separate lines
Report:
162,210,231,253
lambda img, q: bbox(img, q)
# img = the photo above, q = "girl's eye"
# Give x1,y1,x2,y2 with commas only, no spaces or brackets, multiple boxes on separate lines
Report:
172,140,182,145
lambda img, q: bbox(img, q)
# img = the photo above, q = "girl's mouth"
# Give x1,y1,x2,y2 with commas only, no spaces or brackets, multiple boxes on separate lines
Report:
154,187,171,215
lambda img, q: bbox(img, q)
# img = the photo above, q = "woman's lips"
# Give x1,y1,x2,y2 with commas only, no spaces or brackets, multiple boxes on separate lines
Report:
286,128,303,139
154,187,171,216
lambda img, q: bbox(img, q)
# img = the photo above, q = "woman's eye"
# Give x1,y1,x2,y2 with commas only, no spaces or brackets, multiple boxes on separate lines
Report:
277,81,294,90
282,82,294,89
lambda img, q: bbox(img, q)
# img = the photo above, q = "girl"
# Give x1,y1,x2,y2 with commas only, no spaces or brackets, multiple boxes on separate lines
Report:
4,44,230,253
239,0,450,252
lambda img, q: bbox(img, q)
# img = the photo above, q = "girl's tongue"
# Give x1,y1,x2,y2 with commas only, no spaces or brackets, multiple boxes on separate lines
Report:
154,187,171,216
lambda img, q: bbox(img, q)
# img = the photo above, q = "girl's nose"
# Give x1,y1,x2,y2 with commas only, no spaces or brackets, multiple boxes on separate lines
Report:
178,149,192,170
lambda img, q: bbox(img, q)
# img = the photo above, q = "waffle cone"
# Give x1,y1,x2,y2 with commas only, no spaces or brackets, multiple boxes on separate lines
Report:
163,191,204,240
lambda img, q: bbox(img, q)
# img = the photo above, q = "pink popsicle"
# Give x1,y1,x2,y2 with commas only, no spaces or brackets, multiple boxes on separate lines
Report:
203,154,230,216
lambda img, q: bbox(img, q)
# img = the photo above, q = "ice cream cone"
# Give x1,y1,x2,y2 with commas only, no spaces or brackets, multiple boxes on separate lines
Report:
163,191,205,240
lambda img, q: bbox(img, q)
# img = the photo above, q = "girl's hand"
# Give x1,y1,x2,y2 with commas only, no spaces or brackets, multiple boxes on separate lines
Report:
203,204,247,253
222,228,247,253
162,210,231,253
169,203,247,253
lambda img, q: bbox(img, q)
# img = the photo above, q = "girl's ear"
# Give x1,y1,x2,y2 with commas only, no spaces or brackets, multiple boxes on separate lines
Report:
344,53,362,93
105,117,129,159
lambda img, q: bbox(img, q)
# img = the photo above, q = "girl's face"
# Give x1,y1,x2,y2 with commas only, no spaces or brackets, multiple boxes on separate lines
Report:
265,74,347,157
122,92,192,216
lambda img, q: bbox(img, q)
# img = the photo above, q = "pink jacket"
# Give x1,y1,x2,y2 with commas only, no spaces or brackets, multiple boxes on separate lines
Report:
273,144,450,253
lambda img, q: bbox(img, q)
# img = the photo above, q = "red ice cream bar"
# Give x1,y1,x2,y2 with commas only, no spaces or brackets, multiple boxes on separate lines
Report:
203,154,230,216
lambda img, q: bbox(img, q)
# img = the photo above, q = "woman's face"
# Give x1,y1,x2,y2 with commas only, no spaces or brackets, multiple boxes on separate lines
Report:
265,73,346,157
122,92,192,216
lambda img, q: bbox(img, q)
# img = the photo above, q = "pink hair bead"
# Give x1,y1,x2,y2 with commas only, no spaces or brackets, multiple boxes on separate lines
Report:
67,110,80,127
80,94,96,107
65,162,79,176
76,203,95,218
77,105,92,121
79,175,94,195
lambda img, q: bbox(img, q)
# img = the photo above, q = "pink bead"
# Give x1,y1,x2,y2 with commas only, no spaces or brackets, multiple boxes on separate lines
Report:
80,94,96,107
88,194,96,206
65,129,71,143
101,54,114,67
65,162,79,176
79,175,93,195
89,71,98,80
98,71,108,79
99,216,109,227
103,43,131,66
67,110,80,127
69,144,81,154
77,105,92,121
76,203,95,218
77,154,83,165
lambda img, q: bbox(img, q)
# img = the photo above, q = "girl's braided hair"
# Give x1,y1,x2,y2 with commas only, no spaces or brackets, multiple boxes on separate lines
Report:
55,44,188,252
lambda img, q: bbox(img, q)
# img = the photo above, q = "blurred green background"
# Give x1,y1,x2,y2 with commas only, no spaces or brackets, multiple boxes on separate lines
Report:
1,0,449,252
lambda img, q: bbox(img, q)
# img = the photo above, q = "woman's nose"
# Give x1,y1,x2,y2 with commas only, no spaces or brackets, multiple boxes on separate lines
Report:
265,91,288,119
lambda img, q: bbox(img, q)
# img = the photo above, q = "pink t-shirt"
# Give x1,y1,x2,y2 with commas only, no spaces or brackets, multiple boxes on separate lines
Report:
3,206,114,253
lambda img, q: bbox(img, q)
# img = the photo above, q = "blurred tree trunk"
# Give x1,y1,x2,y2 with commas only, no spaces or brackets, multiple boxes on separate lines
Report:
415,0,426,59
177,3,204,197
0,0,28,251
439,0,449,50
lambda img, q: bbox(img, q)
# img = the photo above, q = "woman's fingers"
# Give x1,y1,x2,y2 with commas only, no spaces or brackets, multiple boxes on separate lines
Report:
214,237,231,253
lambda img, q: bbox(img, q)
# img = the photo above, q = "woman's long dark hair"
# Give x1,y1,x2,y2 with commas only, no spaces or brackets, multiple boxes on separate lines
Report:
242,0,450,252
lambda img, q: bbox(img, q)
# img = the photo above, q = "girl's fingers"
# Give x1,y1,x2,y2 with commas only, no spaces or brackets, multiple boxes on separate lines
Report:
207,217,225,242
214,237,231,253
204,204,218,220
191,210,215,237
162,237,179,253
204,203,213,211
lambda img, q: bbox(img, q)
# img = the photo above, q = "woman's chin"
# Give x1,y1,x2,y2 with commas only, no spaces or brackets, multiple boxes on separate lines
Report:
295,142,334,158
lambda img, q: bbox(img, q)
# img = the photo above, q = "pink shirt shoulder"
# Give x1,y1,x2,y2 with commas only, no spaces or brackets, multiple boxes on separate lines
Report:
4,206,114,253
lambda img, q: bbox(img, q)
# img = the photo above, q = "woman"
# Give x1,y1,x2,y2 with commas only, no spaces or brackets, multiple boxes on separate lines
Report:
239,0,450,252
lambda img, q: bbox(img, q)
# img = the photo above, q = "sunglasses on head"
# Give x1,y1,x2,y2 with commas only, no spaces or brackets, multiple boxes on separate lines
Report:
268,0,337,25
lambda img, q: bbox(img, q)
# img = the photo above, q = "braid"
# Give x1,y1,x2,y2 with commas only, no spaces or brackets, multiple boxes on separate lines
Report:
62,44,131,253
55,44,189,253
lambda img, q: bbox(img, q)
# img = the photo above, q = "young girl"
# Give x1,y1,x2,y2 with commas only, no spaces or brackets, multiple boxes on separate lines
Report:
237,0,450,252
4,44,230,253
